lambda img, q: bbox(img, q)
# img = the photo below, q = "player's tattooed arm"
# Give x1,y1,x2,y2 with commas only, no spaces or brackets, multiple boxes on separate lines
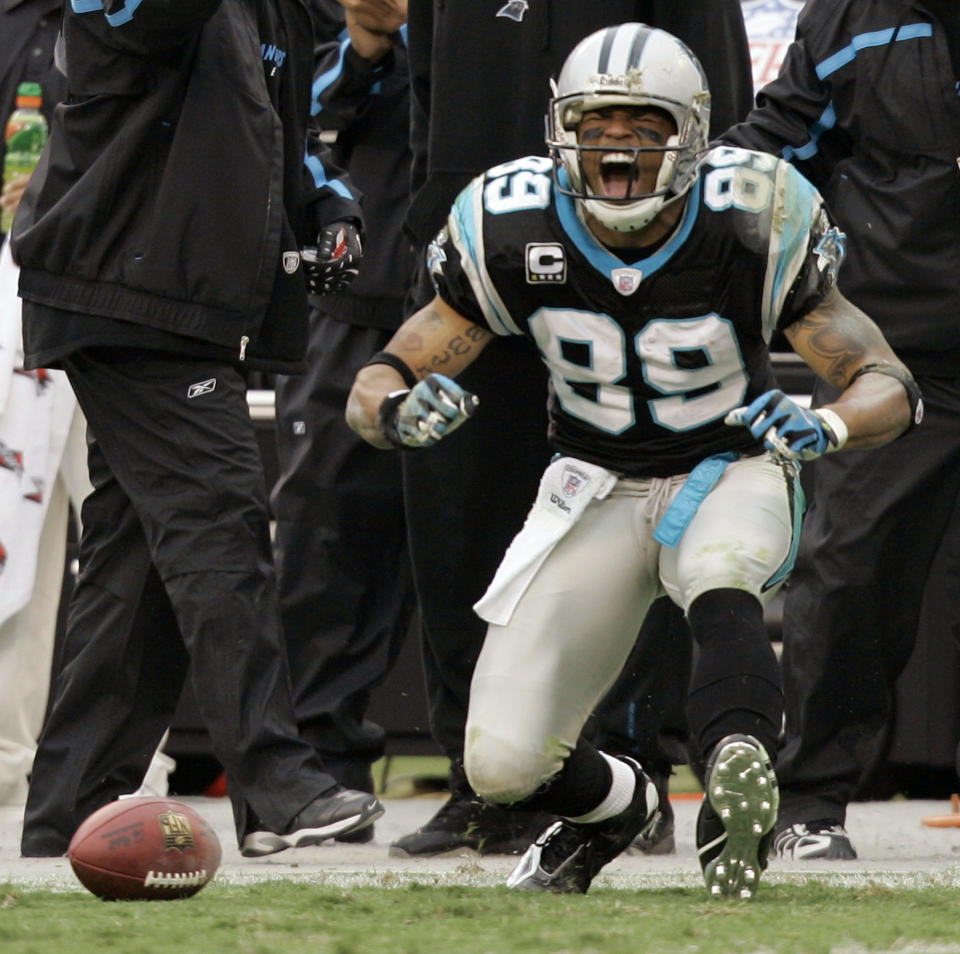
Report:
784,285,913,449
346,295,493,447
390,300,494,376
783,286,884,389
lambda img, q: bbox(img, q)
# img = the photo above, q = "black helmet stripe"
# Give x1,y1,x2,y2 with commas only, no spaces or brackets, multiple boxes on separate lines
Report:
596,26,617,73
626,24,654,68
596,23,655,73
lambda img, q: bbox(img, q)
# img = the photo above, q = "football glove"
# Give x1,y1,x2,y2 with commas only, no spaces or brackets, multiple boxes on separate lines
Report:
301,220,362,295
724,388,848,461
378,374,479,449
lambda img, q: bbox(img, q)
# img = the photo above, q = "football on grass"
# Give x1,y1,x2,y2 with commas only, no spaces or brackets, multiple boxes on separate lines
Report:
68,796,221,900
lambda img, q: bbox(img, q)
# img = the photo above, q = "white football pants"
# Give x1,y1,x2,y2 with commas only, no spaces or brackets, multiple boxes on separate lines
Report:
464,452,799,804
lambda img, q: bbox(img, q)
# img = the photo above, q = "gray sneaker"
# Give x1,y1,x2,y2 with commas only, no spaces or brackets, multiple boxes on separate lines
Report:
241,788,384,857
696,735,779,900
773,821,857,860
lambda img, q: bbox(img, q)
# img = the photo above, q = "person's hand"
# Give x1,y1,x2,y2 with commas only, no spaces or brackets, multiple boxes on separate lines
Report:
340,0,406,60
340,0,407,34
0,171,31,230
378,374,478,448
301,220,362,295
725,388,847,461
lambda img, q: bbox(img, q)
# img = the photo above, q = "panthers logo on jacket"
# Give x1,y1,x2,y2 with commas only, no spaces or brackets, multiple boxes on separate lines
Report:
431,146,842,477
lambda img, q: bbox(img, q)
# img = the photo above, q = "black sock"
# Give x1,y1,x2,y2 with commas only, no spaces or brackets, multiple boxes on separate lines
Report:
512,736,613,817
686,588,783,762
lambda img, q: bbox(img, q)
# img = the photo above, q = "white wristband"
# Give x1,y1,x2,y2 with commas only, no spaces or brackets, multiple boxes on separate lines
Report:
815,407,849,452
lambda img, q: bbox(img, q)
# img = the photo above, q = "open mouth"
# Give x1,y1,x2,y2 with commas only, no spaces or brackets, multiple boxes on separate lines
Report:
599,152,639,199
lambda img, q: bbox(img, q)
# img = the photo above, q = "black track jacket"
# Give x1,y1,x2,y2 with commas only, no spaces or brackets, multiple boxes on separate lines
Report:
724,0,960,377
12,0,360,369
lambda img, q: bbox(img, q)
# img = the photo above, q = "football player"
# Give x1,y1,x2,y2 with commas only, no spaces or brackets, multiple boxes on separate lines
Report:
346,23,918,900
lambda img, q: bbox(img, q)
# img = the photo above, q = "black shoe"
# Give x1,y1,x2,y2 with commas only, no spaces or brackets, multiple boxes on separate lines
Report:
773,820,857,859
241,787,384,857
505,757,659,894
696,734,778,900
389,794,554,857
628,772,675,855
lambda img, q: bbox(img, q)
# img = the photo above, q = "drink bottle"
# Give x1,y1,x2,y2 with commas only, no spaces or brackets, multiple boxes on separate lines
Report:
1,81,49,234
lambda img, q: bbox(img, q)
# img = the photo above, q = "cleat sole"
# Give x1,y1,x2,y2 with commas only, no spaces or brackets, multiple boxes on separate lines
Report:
702,739,779,901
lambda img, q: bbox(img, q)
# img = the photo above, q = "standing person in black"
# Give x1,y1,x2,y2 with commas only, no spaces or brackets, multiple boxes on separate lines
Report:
392,0,755,857
723,0,958,860
271,0,416,839
13,0,383,857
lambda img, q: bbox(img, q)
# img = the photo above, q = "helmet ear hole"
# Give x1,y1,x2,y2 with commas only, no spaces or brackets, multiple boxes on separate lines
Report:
546,22,711,233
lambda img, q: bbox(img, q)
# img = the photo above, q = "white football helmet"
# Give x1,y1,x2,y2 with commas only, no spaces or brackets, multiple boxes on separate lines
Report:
547,23,711,232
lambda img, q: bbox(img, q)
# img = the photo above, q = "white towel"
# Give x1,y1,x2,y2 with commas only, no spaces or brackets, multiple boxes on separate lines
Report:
0,241,78,623
473,456,617,626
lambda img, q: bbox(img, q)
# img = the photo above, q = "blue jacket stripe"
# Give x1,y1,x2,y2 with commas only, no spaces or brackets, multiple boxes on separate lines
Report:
816,23,932,79
782,101,836,162
786,23,932,161
311,36,350,116
304,151,354,198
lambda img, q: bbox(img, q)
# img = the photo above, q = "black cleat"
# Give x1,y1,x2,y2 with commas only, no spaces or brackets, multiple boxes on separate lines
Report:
696,734,778,900
389,794,554,858
506,757,659,894
628,772,675,855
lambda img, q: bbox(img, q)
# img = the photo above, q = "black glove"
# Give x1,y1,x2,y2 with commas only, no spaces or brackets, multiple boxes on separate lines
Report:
301,220,362,295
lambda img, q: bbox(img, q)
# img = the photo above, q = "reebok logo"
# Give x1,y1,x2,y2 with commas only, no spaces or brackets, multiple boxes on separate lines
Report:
187,379,217,399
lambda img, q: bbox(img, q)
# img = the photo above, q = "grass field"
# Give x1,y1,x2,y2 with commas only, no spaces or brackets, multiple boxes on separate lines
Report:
4,879,960,954
5,759,959,953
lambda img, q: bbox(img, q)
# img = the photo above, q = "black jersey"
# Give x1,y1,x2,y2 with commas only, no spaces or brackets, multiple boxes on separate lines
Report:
430,146,842,477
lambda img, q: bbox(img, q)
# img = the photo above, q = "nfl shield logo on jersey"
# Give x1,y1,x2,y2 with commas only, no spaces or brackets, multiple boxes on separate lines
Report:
526,243,566,284
561,464,588,497
611,267,643,296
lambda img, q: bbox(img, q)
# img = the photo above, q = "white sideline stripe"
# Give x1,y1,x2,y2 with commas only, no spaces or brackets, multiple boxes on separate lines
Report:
245,389,811,424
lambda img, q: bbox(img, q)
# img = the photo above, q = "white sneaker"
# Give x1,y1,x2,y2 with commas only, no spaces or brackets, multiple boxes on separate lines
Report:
774,821,857,859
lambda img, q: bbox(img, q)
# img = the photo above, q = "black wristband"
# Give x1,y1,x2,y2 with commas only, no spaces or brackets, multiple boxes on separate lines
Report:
377,389,412,449
847,363,924,426
363,351,417,389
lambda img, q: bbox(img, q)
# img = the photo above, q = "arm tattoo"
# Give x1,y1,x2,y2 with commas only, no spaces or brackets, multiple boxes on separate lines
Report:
390,303,493,377
786,293,885,389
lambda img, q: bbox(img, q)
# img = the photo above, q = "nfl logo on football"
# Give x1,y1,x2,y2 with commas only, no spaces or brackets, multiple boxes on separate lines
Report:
526,243,566,284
